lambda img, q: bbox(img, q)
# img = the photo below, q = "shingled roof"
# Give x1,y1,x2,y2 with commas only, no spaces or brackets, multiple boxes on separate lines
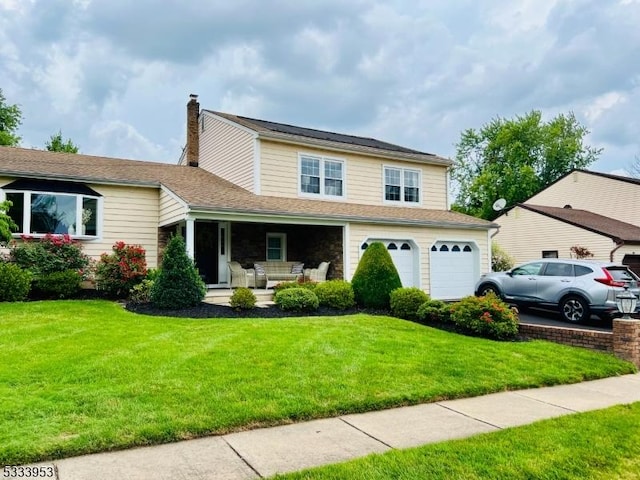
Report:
520,204,640,243
205,111,449,165
0,146,493,229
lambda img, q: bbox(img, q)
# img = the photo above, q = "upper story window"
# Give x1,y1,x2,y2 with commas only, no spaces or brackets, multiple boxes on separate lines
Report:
299,154,344,198
384,166,420,204
1,179,101,238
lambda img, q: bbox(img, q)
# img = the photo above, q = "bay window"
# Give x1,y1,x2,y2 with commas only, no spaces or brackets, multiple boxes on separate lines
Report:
2,179,101,238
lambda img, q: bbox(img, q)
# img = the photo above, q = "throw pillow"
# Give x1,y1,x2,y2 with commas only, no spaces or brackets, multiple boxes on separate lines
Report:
254,263,266,276
291,263,304,275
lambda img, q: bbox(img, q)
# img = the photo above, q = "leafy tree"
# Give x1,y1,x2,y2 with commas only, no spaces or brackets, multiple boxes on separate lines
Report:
151,235,205,309
45,130,79,153
0,200,18,244
0,88,21,146
451,110,601,220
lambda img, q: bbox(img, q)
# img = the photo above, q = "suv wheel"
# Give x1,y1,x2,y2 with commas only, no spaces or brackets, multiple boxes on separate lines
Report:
477,283,501,298
560,295,590,323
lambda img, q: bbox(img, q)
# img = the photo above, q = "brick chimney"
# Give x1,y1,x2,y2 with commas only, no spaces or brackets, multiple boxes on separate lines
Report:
186,94,200,167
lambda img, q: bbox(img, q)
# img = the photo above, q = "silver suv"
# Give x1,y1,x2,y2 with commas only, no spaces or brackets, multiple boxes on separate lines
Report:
475,259,640,323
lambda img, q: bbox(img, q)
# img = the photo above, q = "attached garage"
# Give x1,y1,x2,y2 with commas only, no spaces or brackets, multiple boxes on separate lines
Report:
430,241,479,300
361,239,419,288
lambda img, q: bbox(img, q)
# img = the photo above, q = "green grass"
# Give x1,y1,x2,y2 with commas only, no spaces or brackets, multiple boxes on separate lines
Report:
0,300,635,465
277,403,640,479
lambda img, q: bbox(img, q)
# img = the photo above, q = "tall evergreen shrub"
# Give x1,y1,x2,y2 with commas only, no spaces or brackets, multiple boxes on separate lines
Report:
351,242,402,309
150,235,205,309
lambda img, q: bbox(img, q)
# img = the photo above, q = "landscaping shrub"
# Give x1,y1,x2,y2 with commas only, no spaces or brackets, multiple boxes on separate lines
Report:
151,235,206,309
314,280,355,310
96,242,147,297
449,293,519,340
273,280,316,293
351,242,402,309
417,299,451,323
33,270,82,299
10,234,91,278
274,287,319,312
229,287,257,310
492,242,515,272
129,279,154,304
0,262,31,301
390,287,430,320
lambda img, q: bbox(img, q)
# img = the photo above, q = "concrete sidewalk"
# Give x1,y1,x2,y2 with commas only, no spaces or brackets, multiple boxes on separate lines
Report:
29,373,640,480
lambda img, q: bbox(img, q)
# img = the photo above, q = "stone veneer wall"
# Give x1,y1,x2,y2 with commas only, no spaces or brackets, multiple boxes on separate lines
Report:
231,223,343,280
519,320,640,367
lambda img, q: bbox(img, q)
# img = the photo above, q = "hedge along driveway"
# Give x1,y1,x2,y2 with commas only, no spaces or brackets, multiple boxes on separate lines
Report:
0,300,635,465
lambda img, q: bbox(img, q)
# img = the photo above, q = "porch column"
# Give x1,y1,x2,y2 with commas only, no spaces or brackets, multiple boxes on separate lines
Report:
185,218,195,259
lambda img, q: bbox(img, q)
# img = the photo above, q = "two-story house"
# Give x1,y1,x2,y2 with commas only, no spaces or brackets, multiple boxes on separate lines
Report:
0,95,495,299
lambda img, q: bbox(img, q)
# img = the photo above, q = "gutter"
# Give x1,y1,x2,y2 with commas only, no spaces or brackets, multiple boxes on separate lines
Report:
610,240,624,262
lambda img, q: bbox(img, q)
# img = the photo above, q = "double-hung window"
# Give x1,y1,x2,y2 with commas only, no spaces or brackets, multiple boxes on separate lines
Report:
299,154,344,198
384,167,420,204
2,179,101,238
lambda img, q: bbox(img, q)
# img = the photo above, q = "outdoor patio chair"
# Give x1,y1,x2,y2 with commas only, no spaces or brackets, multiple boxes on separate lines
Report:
228,261,256,288
304,261,330,283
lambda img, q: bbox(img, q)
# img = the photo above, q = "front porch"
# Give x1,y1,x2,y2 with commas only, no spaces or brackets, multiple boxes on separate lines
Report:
159,219,344,289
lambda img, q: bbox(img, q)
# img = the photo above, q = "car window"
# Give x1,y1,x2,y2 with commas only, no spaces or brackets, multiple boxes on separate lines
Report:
512,262,544,276
574,265,593,277
543,263,574,277
606,267,640,281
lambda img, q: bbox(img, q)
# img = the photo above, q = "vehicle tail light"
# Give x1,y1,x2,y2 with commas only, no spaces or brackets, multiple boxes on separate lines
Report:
594,268,626,287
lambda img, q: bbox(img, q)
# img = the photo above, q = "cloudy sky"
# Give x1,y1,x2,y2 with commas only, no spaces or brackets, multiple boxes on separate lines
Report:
1,0,639,175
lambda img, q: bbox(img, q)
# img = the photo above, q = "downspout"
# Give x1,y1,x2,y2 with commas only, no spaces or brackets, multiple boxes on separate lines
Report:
610,240,624,262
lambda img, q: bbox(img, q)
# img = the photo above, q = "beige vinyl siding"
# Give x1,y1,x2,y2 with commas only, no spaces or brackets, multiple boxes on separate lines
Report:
494,206,620,265
85,185,160,267
260,140,448,208
159,189,187,226
348,223,489,294
530,171,640,225
199,115,255,191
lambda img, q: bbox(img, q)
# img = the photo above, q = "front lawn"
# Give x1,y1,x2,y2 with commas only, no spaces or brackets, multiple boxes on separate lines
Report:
0,300,635,464
277,403,640,479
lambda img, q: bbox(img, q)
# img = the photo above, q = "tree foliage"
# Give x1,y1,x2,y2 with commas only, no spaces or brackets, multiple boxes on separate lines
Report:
351,242,402,309
451,110,601,220
0,88,21,147
0,200,19,244
45,130,79,153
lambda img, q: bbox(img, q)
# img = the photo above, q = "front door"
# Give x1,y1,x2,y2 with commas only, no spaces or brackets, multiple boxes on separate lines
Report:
195,221,218,285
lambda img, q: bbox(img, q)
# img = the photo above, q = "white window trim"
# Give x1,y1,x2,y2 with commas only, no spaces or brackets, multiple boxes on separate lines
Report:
2,188,103,240
266,232,287,261
298,153,346,200
382,165,422,206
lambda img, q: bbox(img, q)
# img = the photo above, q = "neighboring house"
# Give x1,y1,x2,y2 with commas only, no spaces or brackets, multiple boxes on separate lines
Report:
0,95,495,299
494,169,640,271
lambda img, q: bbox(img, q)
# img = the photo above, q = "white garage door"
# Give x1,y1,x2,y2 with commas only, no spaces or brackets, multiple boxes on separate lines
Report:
361,240,417,287
430,241,478,300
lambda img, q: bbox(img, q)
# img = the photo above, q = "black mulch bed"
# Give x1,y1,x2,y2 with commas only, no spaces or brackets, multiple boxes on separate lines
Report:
125,301,391,319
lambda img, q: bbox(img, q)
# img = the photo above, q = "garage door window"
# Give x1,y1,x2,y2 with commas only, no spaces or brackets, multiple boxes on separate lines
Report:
387,243,397,250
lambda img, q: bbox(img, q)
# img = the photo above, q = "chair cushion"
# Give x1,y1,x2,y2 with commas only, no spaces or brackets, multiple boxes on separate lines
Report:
254,263,266,276
291,263,304,275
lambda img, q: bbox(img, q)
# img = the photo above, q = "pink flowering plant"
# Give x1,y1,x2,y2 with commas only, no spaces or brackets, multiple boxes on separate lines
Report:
96,242,147,297
10,233,91,278
449,292,519,340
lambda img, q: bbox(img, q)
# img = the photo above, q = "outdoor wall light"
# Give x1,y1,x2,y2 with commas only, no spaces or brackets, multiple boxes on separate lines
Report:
616,285,637,319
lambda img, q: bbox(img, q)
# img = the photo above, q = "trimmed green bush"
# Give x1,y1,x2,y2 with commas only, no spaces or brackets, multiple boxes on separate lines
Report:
0,263,31,301
33,270,82,299
314,280,355,310
417,299,451,323
230,287,257,310
449,293,519,340
10,234,91,278
492,241,515,272
273,280,316,293
151,236,206,309
390,287,430,320
351,242,402,309
274,287,319,312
